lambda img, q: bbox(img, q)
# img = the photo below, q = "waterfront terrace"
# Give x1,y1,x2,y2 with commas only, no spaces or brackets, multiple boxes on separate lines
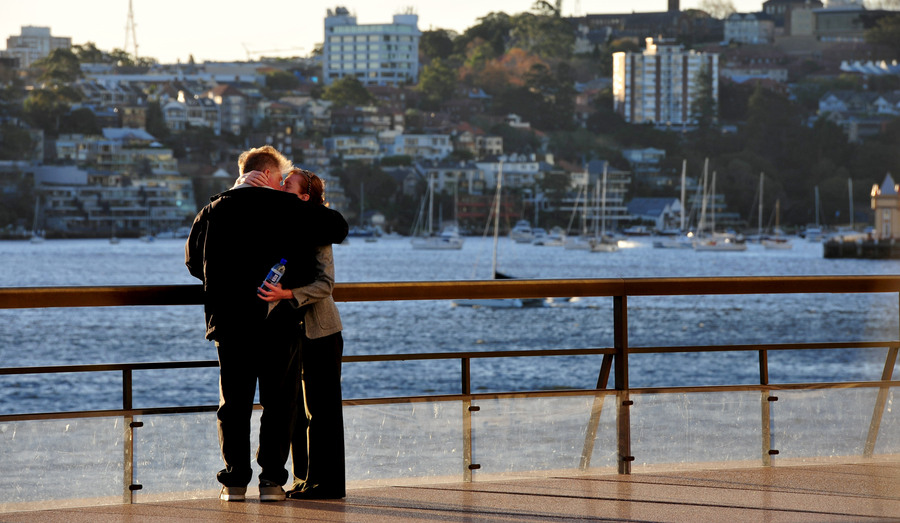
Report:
0,276,898,521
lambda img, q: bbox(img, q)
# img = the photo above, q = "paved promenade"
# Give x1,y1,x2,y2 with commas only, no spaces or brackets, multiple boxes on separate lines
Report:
1,461,898,522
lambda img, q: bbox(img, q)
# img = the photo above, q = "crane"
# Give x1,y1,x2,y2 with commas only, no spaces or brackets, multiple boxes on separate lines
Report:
241,43,305,61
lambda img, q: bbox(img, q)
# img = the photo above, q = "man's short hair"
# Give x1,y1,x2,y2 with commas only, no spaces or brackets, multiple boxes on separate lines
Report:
237,145,292,176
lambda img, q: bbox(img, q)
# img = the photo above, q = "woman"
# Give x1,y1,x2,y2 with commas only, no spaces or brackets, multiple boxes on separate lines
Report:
257,168,346,500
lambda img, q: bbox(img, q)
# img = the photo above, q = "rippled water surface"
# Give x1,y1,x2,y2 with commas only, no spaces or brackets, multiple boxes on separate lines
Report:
1,236,898,414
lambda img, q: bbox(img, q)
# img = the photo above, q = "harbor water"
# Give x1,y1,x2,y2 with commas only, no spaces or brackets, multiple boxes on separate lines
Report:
0,236,898,415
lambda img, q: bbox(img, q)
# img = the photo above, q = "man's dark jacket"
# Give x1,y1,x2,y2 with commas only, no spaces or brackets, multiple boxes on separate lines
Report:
185,186,348,341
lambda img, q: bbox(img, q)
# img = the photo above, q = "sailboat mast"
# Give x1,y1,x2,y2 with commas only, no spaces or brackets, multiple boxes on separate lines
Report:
680,160,686,232
814,185,820,228
698,158,709,235
848,178,854,229
758,173,764,238
711,170,717,234
601,162,608,237
427,175,434,234
492,162,503,277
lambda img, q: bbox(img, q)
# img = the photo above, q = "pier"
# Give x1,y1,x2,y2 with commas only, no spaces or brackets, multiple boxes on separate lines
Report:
0,277,898,521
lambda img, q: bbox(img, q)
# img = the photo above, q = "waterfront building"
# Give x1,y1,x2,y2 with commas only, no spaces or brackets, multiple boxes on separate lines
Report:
871,173,899,240
323,6,420,87
476,154,545,191
612,37,719,126
30,165,191,238
416,159,485,196
628,197,683,231
1,26,71,68
452,123,503,159
381,133,453,162
323,135,380,164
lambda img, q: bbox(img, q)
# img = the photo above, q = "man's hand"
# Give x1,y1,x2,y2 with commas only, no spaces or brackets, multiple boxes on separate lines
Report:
258,280,293,302
233,170,270,188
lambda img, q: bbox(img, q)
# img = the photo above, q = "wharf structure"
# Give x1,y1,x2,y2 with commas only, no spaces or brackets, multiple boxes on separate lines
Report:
0,276,897,520
824,173,900,259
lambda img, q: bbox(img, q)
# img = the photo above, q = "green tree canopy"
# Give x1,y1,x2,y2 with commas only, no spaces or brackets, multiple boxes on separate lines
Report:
865,14,900,57
420,29,456,64
265,70,300,91
416,58,458,109
322,76,375,108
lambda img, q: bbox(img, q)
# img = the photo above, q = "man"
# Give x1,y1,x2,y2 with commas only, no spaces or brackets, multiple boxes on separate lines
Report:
185,145,348,502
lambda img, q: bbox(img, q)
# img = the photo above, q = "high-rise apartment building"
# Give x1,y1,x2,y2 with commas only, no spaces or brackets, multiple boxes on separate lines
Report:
612,37,718,126
2,26,71,68
323,7,420,87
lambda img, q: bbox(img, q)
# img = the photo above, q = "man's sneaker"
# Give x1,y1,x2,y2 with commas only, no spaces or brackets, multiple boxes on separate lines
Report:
219,486,246,501
259,480,285,502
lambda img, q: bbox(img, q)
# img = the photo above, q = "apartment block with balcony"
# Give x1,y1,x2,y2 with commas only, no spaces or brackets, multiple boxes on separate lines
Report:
382,134,453,161
323,6,420,86
612,37,719,126
323,135,380,163
2,26,71,68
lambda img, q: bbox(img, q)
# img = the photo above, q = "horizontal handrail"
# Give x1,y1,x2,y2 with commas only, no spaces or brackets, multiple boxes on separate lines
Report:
3,275,900,309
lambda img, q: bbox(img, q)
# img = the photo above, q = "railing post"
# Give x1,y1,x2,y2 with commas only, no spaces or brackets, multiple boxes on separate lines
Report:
614,295,632,474
579,354,612,470
864,346,898,457
759,350,773,466
123,368,134,504
461,358,475,482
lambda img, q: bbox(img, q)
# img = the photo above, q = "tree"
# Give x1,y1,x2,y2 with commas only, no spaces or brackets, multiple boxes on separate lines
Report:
690,64,717,132
420,29,455,64
508,12,574,59
33,48,82,85
322,76,375,108
698,0,737,19
416,58,458,109
265,70,300,91
59,107,101,135
0,122,34,160
145,100,169,141
455,12,513,58
72,42,105,63
865,14,900,57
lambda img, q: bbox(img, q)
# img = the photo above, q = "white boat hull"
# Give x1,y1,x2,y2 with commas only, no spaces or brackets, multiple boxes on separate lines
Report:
410,237,464,250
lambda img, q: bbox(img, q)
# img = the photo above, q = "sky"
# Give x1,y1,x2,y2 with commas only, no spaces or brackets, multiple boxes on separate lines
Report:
2,0,768,64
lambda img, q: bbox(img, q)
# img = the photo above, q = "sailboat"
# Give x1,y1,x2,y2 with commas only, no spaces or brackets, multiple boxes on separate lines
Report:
589,163,618,253
29,196,44,243
654,159,693,249
109,219,120,245
805,186,824,242
454,162,542,308
564,183,592,250
410,174,464,250
348,181,378,241
692,162,746,252
762,199,792,249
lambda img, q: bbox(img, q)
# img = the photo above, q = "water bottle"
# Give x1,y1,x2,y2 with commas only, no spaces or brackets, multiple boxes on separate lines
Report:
263,259,287,287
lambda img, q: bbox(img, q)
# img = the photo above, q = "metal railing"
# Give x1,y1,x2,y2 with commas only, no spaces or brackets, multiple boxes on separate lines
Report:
1,275,899,503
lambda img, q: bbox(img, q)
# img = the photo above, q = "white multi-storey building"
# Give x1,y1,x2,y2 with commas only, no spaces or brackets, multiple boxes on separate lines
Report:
2,26,71,68
612,37,719,126
724,13,775,44
323,6,420,86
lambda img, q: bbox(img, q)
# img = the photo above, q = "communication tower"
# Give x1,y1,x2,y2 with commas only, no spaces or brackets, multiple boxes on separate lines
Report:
125,0,139,59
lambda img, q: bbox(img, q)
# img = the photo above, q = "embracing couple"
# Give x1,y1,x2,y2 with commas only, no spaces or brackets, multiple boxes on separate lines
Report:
186,145,348,502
